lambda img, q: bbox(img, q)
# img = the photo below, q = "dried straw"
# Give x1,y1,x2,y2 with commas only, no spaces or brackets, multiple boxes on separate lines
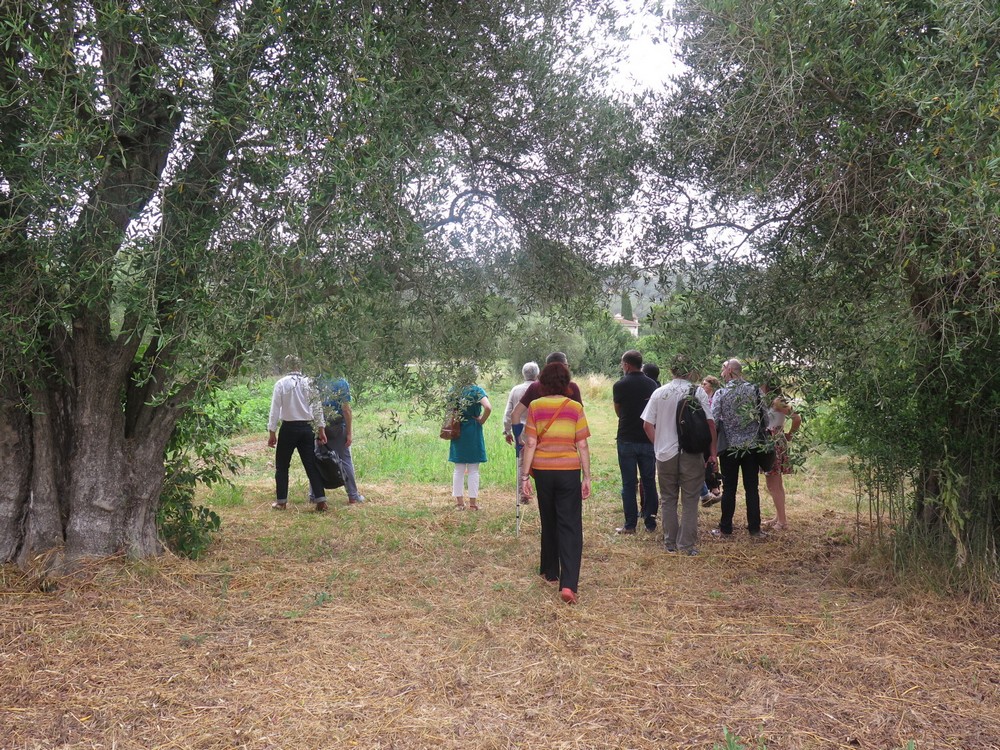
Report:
2,456,999,749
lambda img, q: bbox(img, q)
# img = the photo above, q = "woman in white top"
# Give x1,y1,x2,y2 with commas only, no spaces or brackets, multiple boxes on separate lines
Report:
760,381,801,530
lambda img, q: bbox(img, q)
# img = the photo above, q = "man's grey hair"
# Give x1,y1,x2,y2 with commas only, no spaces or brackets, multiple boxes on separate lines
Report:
724,358,743,375
522,361,540,381
545,351,568,365
284,354,302,372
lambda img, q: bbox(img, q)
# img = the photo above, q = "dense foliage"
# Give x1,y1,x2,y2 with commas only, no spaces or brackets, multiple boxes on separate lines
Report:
0,0,640,565
647,0,1000,574
499,310,636,378
158,392,247,559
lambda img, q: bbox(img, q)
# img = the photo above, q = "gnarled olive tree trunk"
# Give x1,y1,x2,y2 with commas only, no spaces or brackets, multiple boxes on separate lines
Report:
1,0,639,571
0,329,179,569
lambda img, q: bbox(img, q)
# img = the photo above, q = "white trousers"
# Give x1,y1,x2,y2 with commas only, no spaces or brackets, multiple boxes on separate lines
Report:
452,463,481,498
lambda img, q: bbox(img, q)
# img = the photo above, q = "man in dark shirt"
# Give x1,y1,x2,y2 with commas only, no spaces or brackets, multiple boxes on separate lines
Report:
613,350,659,533
510,352,583,427
641,362,661,386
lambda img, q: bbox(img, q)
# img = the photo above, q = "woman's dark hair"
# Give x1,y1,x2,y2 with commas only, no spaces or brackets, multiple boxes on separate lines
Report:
538,361,571,397
761,373,782,395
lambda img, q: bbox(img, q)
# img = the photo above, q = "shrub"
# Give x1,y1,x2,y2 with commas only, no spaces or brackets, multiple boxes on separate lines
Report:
500,314,586,374
158,391,246,558
576,313,636,376
210,381,274,435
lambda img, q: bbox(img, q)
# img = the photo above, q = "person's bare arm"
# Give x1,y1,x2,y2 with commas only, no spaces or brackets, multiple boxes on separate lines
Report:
477,397,492,424
643,420,655,443
511,401,527,427
343,401,353,447
786,411,802,441
708,419,717,465
577,439,591,500
520,434,537,499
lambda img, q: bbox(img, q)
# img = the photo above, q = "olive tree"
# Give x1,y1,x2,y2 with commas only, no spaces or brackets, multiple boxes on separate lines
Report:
647,0,1000,568
0,0,639,567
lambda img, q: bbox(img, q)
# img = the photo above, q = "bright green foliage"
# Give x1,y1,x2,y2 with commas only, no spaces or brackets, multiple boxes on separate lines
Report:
498,310,635,377
157,493,221,561
650,0,1000,576
713,727,767,750
157,391,243,558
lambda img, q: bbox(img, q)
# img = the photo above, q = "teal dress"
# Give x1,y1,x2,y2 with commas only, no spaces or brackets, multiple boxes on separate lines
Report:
448,385,488,464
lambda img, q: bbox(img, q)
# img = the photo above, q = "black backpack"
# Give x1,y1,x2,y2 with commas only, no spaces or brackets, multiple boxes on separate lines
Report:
676,385,712,456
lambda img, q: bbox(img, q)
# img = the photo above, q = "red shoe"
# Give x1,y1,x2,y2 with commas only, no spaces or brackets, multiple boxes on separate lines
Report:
560,588,577,605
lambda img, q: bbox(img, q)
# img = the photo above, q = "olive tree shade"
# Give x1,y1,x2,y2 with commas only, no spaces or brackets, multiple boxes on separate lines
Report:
0,0,641,566
647,0,1000,568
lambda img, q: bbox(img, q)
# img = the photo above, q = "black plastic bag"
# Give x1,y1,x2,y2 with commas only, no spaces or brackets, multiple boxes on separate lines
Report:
314,441,345,490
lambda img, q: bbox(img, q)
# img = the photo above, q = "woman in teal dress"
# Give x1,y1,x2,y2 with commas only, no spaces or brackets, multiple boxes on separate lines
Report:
448,383,492,510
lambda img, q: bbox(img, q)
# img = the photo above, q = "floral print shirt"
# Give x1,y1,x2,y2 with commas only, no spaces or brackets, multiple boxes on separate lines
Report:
710,378,764,450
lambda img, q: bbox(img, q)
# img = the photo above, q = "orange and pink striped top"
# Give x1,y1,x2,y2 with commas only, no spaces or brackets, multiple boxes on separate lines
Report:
524,396,590,471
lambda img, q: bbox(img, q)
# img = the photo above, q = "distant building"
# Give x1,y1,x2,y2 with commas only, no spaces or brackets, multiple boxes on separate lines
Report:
614,313,639,337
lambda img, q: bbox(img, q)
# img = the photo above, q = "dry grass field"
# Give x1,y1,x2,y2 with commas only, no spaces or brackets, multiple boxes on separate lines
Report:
3,382,1000,749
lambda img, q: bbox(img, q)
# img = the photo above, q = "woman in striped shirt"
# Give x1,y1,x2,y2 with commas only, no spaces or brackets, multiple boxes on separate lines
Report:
519,361,592,605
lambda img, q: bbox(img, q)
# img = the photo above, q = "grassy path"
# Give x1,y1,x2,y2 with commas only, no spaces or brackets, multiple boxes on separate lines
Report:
2,380,999,749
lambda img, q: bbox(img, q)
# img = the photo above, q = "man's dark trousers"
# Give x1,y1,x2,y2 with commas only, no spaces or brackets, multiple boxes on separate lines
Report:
275,421,326,502
617,441,658,530
717,449,761,535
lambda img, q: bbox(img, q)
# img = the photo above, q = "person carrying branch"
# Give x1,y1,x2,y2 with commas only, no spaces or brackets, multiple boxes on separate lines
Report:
318,376,366,505
448,378,492,511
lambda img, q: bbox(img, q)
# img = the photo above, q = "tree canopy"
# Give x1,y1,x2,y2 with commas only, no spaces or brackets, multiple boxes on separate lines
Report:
646,0,1000,570
0,0,641,566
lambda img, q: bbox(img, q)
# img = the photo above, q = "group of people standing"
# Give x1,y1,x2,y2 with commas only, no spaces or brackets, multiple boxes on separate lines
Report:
615,352,800,554
266,355,365,512
266,349,799,606
496,350,800,603
451,353,591,605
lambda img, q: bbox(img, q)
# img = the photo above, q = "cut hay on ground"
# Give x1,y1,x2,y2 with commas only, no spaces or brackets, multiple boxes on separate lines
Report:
3,456,999,749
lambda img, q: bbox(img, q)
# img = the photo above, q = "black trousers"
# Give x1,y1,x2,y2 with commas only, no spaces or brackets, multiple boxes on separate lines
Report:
534,469,584,592
275,421,326,502
718,449,761,535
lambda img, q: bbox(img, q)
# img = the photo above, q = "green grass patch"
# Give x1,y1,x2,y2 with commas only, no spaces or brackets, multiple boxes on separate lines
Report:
207,483,245,507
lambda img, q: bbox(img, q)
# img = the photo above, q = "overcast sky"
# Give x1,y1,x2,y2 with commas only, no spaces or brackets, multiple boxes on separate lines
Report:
608,0,680,93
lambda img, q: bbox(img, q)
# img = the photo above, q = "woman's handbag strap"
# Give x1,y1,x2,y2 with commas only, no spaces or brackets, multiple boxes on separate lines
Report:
536,398,572,440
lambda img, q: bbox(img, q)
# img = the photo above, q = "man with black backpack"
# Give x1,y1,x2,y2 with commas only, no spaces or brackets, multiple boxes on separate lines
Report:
640,354,717,555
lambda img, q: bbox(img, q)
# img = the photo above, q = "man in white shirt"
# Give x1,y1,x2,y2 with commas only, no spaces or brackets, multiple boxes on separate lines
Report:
640,354,717,555
267,355,329,511
502,361,540,504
